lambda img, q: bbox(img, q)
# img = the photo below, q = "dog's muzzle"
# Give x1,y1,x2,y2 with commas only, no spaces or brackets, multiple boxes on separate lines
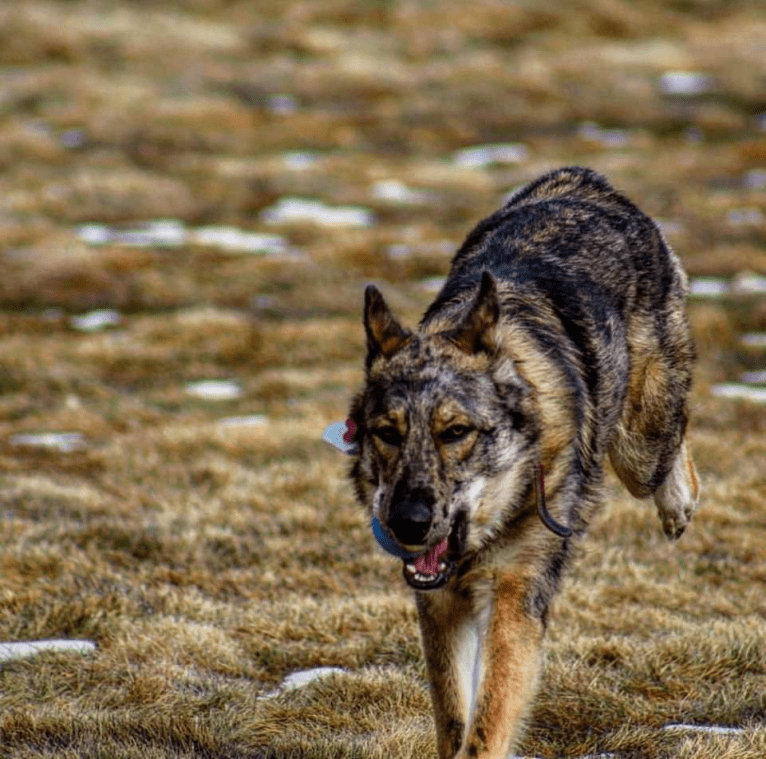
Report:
371,516,456,590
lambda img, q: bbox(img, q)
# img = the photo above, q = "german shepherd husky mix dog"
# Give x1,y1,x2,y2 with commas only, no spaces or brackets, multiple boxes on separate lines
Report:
342,167,700,758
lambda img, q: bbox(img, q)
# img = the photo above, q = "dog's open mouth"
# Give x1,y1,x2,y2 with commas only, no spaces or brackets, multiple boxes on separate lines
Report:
402,538,452,590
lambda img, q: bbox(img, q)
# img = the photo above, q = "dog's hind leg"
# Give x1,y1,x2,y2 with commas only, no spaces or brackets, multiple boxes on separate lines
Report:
609,327,699,539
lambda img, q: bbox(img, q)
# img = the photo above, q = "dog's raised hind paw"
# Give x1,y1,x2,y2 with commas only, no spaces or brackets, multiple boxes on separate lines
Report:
653,441,699,540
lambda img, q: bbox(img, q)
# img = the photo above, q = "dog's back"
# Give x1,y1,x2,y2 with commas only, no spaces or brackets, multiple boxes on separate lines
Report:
425,166,686,332
422,167,695,519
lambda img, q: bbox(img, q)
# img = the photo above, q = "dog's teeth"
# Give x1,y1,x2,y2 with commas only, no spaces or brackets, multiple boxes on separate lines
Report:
405,564,417,574
438,562,446,572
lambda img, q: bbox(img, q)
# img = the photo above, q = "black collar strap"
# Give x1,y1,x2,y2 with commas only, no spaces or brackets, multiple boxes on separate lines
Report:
534,461,572,538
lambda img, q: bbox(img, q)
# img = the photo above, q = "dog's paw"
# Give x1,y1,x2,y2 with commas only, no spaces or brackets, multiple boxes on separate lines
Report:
653,443,700,540
655,494,696,540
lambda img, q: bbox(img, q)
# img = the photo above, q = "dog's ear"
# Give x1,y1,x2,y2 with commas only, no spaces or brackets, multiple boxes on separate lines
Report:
446,271,499,354
364,284,411,364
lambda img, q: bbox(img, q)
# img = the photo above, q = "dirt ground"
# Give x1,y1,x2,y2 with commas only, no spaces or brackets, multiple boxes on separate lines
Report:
0,1,765,757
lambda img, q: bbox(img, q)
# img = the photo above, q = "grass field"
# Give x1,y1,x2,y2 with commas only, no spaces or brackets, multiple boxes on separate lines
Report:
0,1,765,757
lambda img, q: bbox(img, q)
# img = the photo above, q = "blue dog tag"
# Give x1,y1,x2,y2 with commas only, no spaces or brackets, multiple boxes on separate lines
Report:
371,516,421,560
322,421,359,456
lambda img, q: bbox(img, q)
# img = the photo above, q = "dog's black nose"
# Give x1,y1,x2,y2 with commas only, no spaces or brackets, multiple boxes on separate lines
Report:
387,488,433,546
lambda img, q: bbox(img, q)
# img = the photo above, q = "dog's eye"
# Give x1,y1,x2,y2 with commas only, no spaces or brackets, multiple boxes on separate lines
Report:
373,426,402,447
439,424,472,444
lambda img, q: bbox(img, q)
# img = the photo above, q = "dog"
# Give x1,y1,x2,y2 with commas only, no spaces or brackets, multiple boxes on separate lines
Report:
334,167,699,758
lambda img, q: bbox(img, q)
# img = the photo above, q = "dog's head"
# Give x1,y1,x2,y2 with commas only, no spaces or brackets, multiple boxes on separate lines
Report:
349,273,540,590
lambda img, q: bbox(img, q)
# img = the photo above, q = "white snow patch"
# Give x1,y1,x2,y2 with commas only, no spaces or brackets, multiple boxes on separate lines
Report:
260,197,374,228
689,274,766,299
740,369,766,384
191,226,285,254
283,151,320,170
727,207,764,227
577,121,631,148
77,223,113,246
731,272,766,295
659,71,714,96
419,277,446,293
453,143,528,168
267,93,298,115
0,639,96,662
663,724,745,736
115,219,187,247
689,277,729,298
218,414,269,428
741,333,766,348
711,383,766,403
10,432,87,453
70,309,121,332
77,220,287,255
259,667,349,700
744,168,766,190
280,667,348,691
186,380,243,401
370,179,434,205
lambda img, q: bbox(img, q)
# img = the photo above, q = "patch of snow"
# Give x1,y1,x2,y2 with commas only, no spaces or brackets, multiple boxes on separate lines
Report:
267,93,298,115
732,272,766,295
70,309,121,332
186,380,243,401
218,414,269,428
77,220,287,255
577,121,631,148
259,666,349,700
115,219,187,248
0,639,96,662
191,226,285,254
663,724,745,736
689,277,729,298
260,197,375,228
726,207,764,227
740,370,766,384
741,333,766,348
419,277,446,293
77,223,113,246
386,243,414,259
744,169,766,190
61,129,87,149
659,71,714,97
453,143,528,168
10,432,87,453
711,383,766,403
283,151,320,170
655,219,684,238
280,667,348,691
371,179,434,205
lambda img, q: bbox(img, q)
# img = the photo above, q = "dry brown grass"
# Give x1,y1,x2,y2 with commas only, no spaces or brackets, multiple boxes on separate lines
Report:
1,1,765,757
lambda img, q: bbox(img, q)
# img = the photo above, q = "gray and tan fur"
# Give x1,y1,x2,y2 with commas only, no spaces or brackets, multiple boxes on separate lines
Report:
347,167,700,758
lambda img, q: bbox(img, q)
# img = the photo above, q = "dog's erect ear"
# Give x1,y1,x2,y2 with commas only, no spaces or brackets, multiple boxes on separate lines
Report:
445,271,499,354
364,284,411,364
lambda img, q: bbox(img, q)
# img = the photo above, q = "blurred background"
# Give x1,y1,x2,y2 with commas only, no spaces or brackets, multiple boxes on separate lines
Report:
0,2,764,757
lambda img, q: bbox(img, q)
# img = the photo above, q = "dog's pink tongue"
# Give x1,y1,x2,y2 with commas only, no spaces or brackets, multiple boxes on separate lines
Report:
414,538,448,575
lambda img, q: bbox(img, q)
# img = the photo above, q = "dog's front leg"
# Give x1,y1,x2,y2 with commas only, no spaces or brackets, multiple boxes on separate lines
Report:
417,591,474,759
418,573,544,759
460,572,544,758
